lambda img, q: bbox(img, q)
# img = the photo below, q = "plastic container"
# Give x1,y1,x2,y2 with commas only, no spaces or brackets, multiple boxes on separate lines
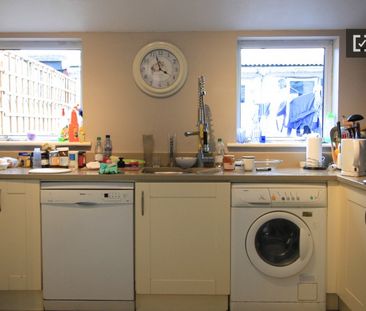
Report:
94,137,103,162
32,148,42,169
68,151,78,169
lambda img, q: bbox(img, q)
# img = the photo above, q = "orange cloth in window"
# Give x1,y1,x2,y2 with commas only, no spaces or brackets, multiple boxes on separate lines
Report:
68,109,79,142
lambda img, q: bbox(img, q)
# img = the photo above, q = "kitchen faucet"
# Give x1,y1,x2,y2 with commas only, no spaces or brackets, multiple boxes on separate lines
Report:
184,76,213,167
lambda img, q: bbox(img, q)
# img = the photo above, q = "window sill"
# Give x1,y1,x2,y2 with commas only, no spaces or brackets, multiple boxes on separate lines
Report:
0,141,91,151
227,142,331,152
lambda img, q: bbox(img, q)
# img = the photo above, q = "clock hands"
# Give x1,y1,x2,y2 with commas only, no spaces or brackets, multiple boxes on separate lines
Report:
155,55,170,75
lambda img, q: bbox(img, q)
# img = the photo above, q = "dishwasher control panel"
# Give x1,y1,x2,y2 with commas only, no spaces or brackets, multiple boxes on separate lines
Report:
41,189,134,205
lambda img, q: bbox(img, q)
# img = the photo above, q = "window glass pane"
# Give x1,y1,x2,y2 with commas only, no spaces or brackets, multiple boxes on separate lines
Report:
0,47,81,141
238,45,326,143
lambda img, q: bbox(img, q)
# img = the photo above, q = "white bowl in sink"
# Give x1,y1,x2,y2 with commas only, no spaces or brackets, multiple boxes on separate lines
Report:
175,157,197,169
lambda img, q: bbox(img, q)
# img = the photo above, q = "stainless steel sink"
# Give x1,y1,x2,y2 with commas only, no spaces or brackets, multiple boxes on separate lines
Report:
141,167,221,175
141,167,187,174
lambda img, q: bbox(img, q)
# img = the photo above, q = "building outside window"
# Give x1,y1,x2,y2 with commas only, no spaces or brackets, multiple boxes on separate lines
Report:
0,39,81,142
237,38,336,144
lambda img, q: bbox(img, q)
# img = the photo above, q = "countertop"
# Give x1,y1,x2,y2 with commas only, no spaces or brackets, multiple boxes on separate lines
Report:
1,167,365,191
0,168,360,185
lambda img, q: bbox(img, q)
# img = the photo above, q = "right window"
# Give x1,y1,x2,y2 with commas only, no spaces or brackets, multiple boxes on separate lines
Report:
237,39,335,143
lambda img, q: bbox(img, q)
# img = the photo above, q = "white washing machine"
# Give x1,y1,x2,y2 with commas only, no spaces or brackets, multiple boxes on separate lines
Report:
231,183,327,311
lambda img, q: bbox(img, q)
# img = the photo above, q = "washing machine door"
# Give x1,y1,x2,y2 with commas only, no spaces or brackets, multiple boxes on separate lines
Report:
246,211,313,278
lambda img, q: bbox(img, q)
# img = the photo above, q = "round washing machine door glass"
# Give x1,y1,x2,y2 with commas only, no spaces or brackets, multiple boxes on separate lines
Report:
246,211,313,278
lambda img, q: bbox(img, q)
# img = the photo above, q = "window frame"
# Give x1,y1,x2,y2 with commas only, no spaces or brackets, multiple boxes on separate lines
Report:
0,38,82,143
236,37,337,145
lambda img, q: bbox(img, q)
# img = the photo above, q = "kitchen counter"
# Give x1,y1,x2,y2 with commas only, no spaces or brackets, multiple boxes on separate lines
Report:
2,166,366,192
1,166,360,186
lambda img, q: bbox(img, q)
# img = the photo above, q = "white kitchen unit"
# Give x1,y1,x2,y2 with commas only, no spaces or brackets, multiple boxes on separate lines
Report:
338,186,366,311
231,183,327,311
0,180,41,291
41,182,135,311
135,182,230,311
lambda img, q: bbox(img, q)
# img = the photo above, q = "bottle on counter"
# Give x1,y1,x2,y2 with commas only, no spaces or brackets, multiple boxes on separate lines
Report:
32,148,42,169
94,137,104,162
214,138,226,168
103,134,112,161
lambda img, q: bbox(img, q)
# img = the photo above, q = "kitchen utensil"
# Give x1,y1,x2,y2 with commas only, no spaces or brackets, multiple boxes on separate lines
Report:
142,134,154,167
347,114,364,138
254,159,283,170
330,126,339,163
175,157,197,169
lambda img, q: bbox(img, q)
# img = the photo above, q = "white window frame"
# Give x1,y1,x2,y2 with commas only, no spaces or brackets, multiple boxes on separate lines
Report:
236,37,339,146
0,38,82,143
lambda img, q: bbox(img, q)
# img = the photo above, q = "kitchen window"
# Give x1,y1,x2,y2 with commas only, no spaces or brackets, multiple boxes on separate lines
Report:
237,38,338,144
0,39,81,142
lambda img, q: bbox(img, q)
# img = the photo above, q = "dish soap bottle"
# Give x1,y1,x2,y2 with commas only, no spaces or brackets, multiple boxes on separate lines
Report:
94,137,104,162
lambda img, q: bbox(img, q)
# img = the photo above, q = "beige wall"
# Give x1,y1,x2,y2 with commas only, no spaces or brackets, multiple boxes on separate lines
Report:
2,30,365,154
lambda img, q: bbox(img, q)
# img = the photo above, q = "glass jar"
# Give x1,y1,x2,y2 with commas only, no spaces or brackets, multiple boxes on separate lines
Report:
18,152,31,168
223,154,235,171
41,151,49,168
49,150,60,167
78,151,86,168
58,147,69,167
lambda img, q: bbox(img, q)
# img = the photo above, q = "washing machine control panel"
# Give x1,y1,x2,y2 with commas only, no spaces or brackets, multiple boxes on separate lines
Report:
231,184,327,207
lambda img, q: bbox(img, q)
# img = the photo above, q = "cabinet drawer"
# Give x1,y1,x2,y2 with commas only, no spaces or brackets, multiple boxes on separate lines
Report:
150,183,219,198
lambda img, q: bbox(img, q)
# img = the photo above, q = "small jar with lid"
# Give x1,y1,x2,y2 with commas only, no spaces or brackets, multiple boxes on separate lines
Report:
223,154,235,171
49,150,60,167
18,152,31,168
78,151,86,168
58,147,69,168
41,151,49,168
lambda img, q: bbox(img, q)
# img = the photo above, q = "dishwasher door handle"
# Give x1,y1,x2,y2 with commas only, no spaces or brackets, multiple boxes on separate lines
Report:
75,202,99,206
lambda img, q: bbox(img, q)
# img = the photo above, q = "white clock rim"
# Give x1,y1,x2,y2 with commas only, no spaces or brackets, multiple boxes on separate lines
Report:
133,41,188,98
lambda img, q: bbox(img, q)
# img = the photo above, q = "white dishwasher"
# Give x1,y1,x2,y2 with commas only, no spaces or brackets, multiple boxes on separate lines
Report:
41,182,134,311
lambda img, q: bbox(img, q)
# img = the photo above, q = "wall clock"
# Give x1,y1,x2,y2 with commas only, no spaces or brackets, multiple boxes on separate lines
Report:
132,41,188,97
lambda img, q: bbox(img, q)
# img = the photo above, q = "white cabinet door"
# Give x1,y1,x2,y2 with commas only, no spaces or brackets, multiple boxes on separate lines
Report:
135,182,230,295
0,180,41,290
338,187,366,311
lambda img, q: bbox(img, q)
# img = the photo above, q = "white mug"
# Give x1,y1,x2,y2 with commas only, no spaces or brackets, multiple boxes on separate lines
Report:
242,156,255,171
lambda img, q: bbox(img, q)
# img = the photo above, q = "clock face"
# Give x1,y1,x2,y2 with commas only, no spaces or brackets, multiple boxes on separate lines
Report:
133,42,188,97
140,49,180,89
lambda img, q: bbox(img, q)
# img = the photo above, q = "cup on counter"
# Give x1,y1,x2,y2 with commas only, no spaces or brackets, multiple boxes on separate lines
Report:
223,154,235,171
242,156,255,171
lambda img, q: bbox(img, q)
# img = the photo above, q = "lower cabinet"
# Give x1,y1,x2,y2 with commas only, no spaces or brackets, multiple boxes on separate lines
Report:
0,180,41,290
135,182,230,295
338,186,366,311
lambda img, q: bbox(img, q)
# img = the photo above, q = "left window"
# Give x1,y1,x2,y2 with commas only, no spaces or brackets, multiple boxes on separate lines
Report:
0,39,81,141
